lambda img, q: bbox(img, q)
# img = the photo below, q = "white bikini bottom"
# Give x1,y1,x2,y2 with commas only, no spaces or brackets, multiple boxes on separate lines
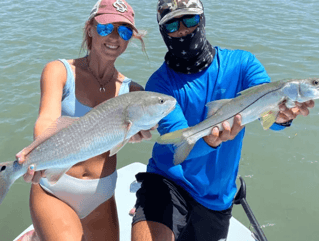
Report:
39,171,117,219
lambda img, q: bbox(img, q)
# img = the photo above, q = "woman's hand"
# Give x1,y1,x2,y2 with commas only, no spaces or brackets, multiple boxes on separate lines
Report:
203,115,244,148
129,125,158,143
276,100,314,123
16,149,45,184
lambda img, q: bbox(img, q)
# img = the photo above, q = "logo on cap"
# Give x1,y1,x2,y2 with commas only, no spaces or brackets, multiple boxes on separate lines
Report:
113,0,128,13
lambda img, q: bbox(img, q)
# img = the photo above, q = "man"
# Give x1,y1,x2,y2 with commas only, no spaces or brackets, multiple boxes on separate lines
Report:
131,0,314,240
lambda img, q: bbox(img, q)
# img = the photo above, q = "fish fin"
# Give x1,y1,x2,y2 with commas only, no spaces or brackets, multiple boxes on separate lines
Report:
260,110,278,130
157,128,199,164
109,120,133,156
0,161,17,205
156,128,189,144
156,128,196,165
205,99,232,117
110,139,130,156
124,120,133,140
173,141,196,165
23,116,79,155
44,167,71,185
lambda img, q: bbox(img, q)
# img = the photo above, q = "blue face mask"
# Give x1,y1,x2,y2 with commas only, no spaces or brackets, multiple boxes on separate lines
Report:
96,23,133,41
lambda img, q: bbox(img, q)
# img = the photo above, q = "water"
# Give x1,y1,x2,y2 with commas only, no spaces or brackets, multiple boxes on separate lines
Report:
1,0,319,240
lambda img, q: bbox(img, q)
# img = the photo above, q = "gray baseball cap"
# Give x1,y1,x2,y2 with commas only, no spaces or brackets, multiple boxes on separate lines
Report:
157,0,204,25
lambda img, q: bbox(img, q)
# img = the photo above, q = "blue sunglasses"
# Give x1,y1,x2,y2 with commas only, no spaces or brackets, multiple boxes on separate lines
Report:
96,23,133,41
164,15,201,33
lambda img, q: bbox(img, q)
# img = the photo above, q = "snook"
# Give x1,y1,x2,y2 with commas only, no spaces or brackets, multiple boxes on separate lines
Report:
0,91,176,204
157,78,319,165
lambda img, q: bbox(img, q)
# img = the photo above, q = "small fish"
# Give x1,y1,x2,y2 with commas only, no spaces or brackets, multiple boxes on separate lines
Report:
0,91,176,204
157,78,319,165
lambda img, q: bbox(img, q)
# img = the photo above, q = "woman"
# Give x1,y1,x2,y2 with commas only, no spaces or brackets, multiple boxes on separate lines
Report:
17,0,152,240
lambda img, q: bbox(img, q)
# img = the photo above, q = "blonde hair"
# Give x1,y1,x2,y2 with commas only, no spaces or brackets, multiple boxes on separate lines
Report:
80,19,147,55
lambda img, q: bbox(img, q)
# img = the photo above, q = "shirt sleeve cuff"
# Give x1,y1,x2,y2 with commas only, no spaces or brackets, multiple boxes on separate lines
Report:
270,120,293,131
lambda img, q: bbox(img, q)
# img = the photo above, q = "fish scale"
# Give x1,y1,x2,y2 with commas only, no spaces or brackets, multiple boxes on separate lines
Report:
28,96,132,167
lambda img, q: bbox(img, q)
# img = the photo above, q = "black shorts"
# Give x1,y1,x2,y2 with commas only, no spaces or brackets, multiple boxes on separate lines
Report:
132,172,232,241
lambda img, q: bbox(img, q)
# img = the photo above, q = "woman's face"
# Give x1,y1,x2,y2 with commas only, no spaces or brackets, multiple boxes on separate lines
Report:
89,20,130,60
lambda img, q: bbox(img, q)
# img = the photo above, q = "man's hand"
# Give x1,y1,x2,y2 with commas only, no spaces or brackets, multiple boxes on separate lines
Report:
129,125,158,143
276,100,314,124
204,115,244,148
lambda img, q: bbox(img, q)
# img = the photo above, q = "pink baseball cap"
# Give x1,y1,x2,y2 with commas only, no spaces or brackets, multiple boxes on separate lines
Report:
88,0,137,32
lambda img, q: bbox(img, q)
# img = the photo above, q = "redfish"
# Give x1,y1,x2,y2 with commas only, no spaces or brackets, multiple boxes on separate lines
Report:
0,91,176,204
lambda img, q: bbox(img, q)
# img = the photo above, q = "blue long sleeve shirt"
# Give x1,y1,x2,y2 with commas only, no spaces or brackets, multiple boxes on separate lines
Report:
145,46,283,211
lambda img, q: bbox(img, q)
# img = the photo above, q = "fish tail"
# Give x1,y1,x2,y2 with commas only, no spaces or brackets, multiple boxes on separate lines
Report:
156,128,197,165
173,140,196,165
156,128,189,145
0,161,19,205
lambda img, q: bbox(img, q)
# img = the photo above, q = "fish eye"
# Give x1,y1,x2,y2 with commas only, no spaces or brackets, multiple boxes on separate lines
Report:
159,98,164,104
313,79,319,85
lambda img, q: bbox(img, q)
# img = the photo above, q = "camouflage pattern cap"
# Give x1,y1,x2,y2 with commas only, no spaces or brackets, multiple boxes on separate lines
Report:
157,0,204,25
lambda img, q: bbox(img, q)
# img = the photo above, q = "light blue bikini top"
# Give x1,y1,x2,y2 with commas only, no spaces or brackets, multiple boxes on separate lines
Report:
59,59,132,117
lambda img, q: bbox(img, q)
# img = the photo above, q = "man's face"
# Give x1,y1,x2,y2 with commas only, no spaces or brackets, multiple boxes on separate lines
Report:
165,15,198,38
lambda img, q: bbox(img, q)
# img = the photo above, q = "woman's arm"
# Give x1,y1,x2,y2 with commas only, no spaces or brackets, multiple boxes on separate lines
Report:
34,61,66,137
17,60,67,183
